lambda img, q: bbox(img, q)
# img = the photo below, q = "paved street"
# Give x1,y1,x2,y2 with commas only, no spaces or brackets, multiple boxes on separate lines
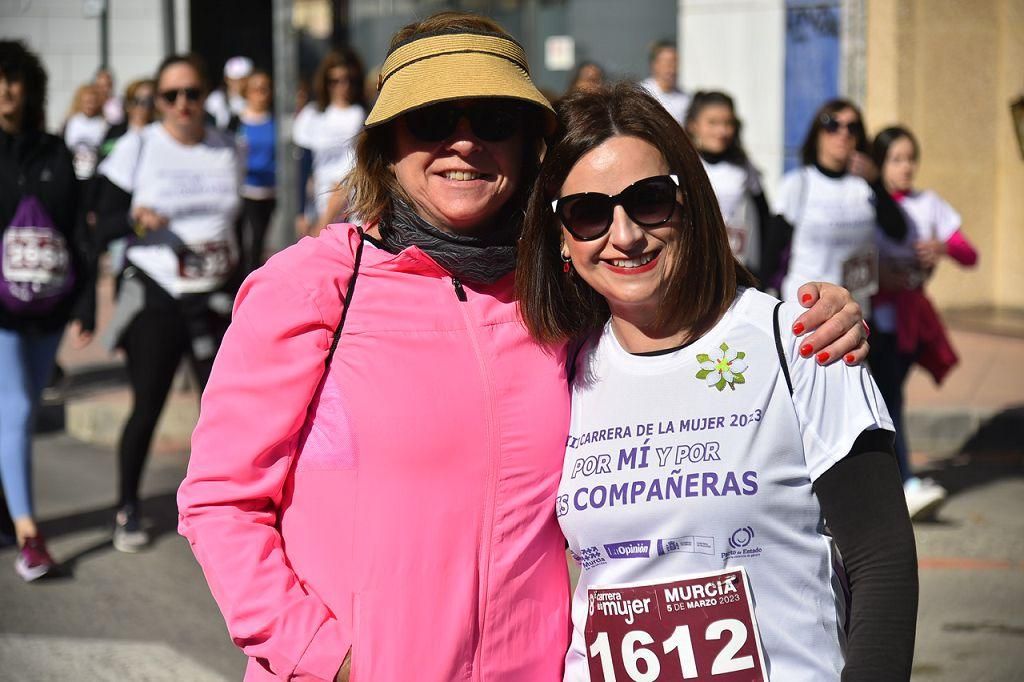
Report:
0,434,245,682
2,429,1022,681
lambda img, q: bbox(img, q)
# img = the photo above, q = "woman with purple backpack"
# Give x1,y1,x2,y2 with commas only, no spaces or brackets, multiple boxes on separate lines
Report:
0,40,92,581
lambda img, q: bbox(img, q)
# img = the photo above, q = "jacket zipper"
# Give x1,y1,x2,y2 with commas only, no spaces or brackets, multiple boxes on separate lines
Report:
449,276,499,679
451,277,467,302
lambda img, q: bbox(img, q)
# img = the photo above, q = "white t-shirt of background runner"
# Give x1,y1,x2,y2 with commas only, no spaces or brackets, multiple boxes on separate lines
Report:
293,102,366,216
98,122,242,297
873,190,962,332
703,158,762,271
876,189,961,263
558,288,892,682
775,166,877,306
64,113,109,179
640,78,691,125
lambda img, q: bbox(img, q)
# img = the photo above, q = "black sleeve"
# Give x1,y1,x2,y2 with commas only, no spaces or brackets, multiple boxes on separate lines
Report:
760,212,794,292
870,181,908,241
70,187,98,332
93,175,135,247
54,142,96,332
813,429,918,682
751,190,772,286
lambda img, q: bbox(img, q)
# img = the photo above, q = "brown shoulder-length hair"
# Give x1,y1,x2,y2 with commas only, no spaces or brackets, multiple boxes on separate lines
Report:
517,81,756,345
312,47,366,112
800,98,869,166
339,11,545,225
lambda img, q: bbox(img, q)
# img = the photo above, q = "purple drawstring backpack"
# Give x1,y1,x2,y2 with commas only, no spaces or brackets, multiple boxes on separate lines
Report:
0,195,76,314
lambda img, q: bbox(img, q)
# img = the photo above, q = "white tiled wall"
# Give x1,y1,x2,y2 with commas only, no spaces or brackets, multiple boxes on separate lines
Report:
1,0,188,133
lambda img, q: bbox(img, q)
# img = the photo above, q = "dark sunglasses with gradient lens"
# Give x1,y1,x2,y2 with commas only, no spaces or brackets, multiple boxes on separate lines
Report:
552,174,681,241
159,87,202,105
819,114,864,137
404,101,525,143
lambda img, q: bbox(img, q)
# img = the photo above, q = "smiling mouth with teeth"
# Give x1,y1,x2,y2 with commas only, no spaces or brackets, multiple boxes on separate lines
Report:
442,170,484,181
609,252,658,269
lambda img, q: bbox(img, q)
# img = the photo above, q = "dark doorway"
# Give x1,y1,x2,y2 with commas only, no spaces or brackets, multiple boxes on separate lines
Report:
190,0,274,83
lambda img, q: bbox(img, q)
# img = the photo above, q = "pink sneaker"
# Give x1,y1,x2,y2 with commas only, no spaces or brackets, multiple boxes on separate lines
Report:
15,536,56,582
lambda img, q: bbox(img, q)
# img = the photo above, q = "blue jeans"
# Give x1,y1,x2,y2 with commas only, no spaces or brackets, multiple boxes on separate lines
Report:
0,327,62,519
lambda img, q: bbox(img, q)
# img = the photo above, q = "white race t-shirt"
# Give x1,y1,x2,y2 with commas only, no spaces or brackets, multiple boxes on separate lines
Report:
703,158,762,270
64,113,109,179
293,102,366,216
873,189,962,332
877,189,961,263
558,288,892,682
775,166,878,314
640,78,691,125
98,122,242,297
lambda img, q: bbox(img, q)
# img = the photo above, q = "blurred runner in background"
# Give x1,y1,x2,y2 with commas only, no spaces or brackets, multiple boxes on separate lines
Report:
870,125,979,520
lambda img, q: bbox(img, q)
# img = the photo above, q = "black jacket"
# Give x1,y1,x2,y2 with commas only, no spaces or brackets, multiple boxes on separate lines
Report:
0,128,92,333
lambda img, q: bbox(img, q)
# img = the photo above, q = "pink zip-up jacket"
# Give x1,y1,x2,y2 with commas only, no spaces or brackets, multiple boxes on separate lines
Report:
177,224,572,681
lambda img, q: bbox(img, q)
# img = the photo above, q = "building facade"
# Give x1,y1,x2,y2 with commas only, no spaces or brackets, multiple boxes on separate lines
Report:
4,0,1020,309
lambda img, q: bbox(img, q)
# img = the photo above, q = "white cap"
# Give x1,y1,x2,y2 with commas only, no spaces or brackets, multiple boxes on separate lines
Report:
224,56,254,80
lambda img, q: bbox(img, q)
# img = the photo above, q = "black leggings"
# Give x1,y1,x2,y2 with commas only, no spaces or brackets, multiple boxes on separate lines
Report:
117,280,226,508
868,331,915,483
237,197,276,278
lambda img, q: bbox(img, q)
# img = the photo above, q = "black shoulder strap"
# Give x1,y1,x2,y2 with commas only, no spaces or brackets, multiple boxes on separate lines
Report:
325,228,365,369
772,301,794,395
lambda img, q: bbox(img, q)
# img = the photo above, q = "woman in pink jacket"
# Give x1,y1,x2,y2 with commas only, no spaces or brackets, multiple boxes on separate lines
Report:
176,12,870,682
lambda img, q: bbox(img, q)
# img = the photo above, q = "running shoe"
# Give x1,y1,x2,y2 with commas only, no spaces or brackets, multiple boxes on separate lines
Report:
15,535,56,582
113,505,150,553
904,476,947,520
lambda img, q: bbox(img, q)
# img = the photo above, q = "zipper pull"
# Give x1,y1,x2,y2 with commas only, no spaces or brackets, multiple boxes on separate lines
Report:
451,277,467,302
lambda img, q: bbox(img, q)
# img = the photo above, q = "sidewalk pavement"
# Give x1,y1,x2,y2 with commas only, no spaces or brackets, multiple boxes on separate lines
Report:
53,276,1024,464
903,307,1024,464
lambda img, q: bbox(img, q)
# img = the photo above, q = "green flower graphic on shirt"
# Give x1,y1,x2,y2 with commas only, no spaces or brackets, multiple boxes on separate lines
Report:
696,343,748,391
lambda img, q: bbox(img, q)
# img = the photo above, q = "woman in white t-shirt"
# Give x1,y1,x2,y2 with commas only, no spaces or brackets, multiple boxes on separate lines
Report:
518,83,917,682
64,83,108,181
770,99,908,321
292,48,367,231
869,125,978,520
685,91,769,284
94,54,242,554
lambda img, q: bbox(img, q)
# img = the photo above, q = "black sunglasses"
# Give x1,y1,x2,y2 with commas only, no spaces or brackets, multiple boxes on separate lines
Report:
552,174,681,241
404,101,525,143
159,87,202,105
820,114,863,137
130,95,154,108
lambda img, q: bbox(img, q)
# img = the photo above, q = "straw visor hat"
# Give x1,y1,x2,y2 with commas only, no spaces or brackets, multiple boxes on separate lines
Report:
364,29,556,136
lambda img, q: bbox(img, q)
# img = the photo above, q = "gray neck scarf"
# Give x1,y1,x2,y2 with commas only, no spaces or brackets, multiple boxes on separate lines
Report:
378,199,519,284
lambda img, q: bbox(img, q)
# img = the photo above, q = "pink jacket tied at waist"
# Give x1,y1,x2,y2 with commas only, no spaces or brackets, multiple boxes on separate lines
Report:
178,224,572,681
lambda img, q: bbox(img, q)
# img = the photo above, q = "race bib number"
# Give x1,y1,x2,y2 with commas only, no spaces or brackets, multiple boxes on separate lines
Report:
178,240,234,281
3,227,71,288
841,247,879,300
585,568,767,682
726,226,748,259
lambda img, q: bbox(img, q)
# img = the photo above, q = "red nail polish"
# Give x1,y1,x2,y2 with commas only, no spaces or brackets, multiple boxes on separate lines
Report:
799,344,813,357
801,293,812,304
844,353,855,364
792,322,805,335
817,351,830,363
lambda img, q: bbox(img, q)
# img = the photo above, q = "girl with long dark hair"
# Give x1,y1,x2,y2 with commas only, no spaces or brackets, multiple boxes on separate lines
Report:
869,125,977,519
